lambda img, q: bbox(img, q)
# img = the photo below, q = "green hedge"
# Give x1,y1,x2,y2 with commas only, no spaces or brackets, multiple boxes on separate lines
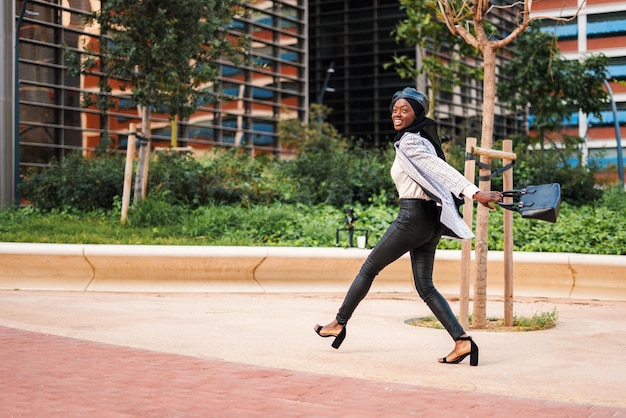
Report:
13,142,625,255
2,188,625,254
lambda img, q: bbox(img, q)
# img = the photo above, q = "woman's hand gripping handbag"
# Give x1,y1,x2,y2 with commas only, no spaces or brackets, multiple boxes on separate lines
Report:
497,183,562,223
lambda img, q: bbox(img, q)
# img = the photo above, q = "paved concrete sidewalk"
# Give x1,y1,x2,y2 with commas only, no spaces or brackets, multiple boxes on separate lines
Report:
0,290,625,417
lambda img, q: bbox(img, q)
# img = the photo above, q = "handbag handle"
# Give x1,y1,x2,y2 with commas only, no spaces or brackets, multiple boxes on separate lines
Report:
497,202,522,212
501,187,540,198
498,199,536,212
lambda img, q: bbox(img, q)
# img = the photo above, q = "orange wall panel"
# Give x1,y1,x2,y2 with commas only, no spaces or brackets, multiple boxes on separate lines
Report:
610,83,626,94
587,0,625,5
588,37,626,50
558,39,578,52
532,0,578,11
588,126,626,141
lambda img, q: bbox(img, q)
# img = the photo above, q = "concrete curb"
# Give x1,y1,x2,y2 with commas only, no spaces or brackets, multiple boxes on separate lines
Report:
0,242,624,300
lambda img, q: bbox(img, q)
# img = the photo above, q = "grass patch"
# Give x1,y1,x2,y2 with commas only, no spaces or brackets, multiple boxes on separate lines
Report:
405,308,559,332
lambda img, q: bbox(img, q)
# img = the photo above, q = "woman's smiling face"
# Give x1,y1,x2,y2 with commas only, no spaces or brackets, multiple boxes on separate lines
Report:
391,98,417,131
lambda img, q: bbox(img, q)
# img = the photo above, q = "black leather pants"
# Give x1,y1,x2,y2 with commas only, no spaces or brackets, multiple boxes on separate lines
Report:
336,198,466,340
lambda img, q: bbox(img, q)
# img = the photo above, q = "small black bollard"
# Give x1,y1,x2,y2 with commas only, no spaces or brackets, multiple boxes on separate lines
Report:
335,207,369,248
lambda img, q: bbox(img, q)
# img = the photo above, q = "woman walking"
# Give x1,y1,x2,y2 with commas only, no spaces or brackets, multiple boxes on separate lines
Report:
314,87,502,366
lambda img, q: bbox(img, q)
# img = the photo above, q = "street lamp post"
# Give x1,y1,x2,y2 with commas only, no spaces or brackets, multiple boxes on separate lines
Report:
603,79,624,189
316,62,335,134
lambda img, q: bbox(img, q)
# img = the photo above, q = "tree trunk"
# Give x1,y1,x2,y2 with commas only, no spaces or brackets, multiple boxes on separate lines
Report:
133,105,151,205
472,46,497,329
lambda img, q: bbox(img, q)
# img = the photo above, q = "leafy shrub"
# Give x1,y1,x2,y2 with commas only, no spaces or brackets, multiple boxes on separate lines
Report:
147,151,204,206
598,185,626,211
20,152,125,211
17,130,612,216
127,191,185,227
2,194,625,253
196,149,280,207
149,149,281,208
276,141,396,207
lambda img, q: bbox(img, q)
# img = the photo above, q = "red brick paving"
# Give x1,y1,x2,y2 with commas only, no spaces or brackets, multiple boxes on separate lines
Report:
1,325,624,417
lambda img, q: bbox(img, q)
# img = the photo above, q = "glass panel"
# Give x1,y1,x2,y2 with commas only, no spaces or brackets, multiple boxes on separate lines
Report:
251,120,276,145
279,49,298,63
540,18,577,39
221,117,239,144
252,87,274,101
589,147,619,169
588,109,626,125
280,4,298,19
587,12,626,36
251,11,273,27
221,65,244,80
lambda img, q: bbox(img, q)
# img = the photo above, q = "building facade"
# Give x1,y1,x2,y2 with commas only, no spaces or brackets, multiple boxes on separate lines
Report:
14,0,307,172
11,0,620,197
308,0,525,147
534,0,626,178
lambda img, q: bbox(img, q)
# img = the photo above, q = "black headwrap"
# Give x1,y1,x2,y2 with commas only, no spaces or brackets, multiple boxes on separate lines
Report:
390,87,446,161
391,87,464,214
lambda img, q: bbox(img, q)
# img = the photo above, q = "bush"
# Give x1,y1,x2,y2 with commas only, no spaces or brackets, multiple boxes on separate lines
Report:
19,133,610,213
276,141,396,207
127,191,186,227
2,192,625,253
147,151,205,206
149,148,282,208
20,152,125,211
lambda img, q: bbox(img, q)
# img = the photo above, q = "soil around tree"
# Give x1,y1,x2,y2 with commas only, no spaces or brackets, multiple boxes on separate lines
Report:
404,316,556,332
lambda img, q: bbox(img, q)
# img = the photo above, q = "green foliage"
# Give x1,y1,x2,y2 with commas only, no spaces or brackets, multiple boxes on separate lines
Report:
513,308,559,331
175,203,342,247
599,185,626,211
443,135,604,206
77,0,248,119
277,109,396,207
15,120,626,254
279,104,337,152
127,191,186,227
506,135,603,206
498,22,609,133
276,142,395,207
2,192,625,254
146,149,280,208
147,151,205,206
19,142,394,213
386,0,484,113
436,188,626,255
19,152,125,212
407,308,558,331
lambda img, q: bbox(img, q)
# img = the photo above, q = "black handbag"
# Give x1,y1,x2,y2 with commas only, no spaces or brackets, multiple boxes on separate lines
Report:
498,183,561,223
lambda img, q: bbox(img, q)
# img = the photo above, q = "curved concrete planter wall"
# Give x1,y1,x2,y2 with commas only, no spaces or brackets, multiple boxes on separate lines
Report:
0,243,624,300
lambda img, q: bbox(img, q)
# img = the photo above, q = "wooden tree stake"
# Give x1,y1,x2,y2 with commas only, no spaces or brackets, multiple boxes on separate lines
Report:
121,123,136,224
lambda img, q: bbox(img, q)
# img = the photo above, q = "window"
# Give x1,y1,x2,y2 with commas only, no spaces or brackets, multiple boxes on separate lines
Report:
587,12,626,38
540,18,577,40
15,0,307,165
608,57,626,81
588,147,621,169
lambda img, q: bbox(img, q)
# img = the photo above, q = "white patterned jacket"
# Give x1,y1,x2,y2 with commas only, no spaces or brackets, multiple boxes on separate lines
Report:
394,131,480,240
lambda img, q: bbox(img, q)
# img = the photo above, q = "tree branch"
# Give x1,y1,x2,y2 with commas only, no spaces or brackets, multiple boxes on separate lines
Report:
437,0,460,36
